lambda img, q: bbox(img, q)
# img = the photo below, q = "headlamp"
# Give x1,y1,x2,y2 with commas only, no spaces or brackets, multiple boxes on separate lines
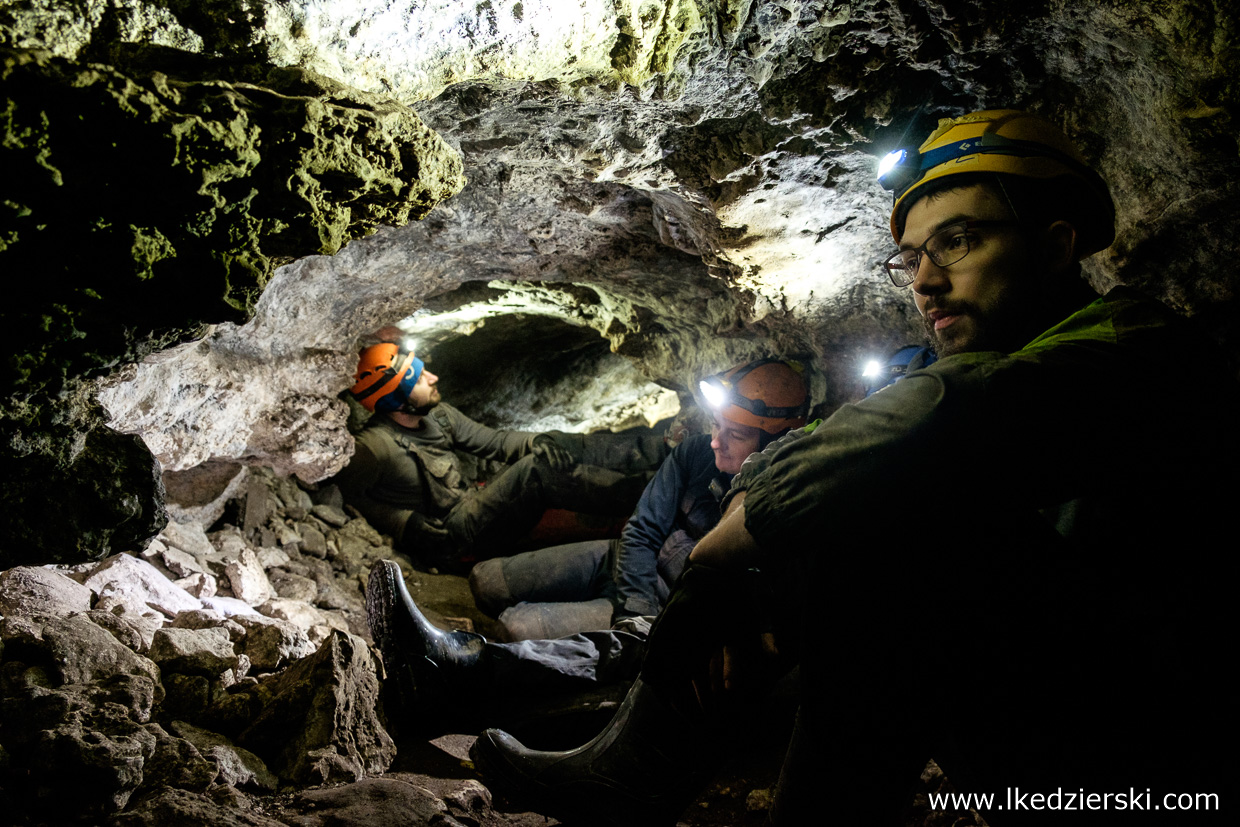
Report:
699,378,727,409
879,132,1100,200
877,148,919,193
700,359,810,420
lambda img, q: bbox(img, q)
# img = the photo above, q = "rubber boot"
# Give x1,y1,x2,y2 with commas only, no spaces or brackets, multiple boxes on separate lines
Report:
366,560,487,731
470,563,772,826
471,677,716,827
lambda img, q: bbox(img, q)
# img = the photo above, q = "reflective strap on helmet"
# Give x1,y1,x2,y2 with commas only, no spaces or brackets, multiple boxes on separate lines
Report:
353,350,416,402
352,367,398,401
703,357,810,419
892,132,1105,202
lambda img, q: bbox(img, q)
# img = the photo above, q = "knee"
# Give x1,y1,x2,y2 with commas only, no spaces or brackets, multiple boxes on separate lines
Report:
469,558,512,617
498,599,614,642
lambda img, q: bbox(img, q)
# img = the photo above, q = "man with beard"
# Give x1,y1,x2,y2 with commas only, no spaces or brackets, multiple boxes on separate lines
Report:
470,110,1238,825
333,342,666,573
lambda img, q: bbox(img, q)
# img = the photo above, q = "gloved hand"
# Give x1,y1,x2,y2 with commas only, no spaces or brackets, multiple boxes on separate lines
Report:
532,434,574,472
402,512,452,551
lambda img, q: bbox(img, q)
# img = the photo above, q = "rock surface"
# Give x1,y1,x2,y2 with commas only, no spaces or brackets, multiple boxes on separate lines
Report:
0,469,425,822
238,630,395,785
73,0,1238,493
282,777,465,827
0,42,465,568
2,2,1239,825
0,566,94,617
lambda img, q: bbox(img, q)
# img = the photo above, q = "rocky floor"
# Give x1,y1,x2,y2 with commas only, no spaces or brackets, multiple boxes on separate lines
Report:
0,462,982,826
0,464,801,826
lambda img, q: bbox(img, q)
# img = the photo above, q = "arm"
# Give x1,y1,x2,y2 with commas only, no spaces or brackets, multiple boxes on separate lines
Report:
330,437,416,542
438,404,537,464
739,294,1164,557
720,420,820,514
688,491,760,568
612,436,708,618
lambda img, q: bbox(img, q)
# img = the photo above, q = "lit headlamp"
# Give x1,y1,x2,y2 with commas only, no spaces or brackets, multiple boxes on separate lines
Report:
877,147,919,194
878,133,1100,200
699,359,810,420
699,376,728,409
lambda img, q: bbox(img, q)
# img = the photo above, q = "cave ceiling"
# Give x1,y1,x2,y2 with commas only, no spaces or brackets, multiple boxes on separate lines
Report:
2,0,1238,563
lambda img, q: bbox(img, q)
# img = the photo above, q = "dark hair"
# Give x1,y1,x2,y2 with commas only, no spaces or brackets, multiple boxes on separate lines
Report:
899,172,1095,245
908,173,1092,285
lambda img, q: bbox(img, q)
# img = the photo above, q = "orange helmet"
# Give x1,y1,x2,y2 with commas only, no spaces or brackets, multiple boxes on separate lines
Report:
699,358,809,434
351,343,423,412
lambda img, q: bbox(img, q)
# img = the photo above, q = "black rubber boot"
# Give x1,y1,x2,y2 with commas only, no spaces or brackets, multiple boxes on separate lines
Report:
470,563,770,826
366,559,487,730
471,677,715,827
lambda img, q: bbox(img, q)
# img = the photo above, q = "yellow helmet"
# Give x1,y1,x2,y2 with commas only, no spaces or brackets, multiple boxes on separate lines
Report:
880,109,1115,255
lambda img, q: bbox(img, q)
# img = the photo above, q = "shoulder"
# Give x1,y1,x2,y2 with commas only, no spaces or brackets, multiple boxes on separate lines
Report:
358,416,429,455
356,419,399,452
673,433,714,467
431,403,479,430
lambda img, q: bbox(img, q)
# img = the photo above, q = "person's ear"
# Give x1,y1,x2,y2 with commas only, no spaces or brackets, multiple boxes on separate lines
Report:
1042,220,1079,274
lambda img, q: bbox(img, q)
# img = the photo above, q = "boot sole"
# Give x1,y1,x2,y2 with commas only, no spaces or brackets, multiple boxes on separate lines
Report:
366,561,421,729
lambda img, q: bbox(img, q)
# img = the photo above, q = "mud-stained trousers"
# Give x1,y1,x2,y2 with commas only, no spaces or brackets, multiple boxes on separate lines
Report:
421,432,669,571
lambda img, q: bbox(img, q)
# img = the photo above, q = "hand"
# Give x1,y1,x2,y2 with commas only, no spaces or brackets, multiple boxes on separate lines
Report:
692,632,781,707
532,434,574,472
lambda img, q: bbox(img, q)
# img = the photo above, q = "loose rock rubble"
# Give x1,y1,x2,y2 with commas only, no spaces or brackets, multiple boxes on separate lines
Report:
0,467,450,824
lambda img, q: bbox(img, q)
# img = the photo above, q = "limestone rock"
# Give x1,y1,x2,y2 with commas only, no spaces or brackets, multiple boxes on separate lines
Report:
0,613,161,689
149,627,239,677
258,598,335,633
1,41,465,567
269,569,318,602
444,779,493,815
108,786,289,827
310,504,349,528
297,525,327,557
238,630,394,784
137,723,219,795
171,610,248,643
224,549,277,607
86,609,163,654
0,566,93,616
255,547,290,568
284,777,461,827
175,572,219,599
200,595,264,618
159,520,220,560
0,674,162,817
234,615,315,672
157,671,211,723
161,547,209,578
82,553,202,618
162,463,251,529
170,721,278,792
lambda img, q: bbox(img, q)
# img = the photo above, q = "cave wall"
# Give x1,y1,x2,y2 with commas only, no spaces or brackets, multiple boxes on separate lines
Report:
3,0,1238,563
0,38,465,566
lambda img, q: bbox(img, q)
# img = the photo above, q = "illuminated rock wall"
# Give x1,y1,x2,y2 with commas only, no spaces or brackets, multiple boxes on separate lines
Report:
3,0,1239,565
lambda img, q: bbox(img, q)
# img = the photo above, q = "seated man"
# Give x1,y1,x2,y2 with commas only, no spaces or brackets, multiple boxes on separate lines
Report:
468,357,811,640
333,342,666,572
468,110,1239,826
364,358,810,722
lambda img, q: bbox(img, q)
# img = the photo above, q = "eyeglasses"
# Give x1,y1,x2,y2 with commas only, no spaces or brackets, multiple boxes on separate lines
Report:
883,220,1019,287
